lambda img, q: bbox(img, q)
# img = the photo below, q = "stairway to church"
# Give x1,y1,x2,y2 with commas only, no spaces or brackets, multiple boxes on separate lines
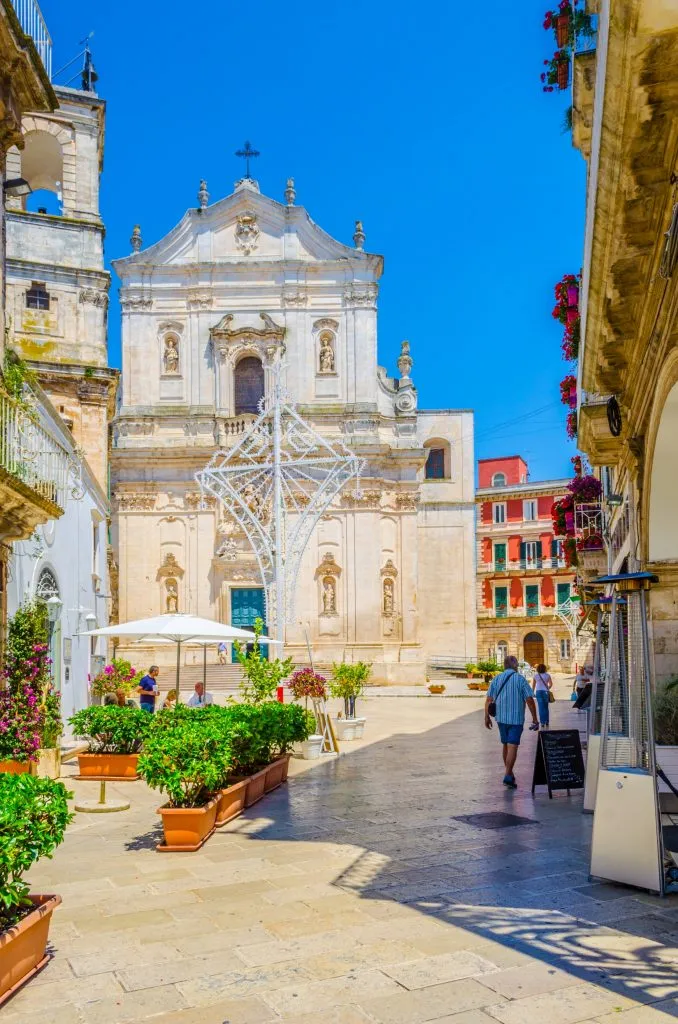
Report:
178,663,243,695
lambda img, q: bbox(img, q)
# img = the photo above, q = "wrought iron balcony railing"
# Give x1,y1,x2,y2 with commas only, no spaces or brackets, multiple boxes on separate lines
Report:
0,391,68,508
10,0,52,78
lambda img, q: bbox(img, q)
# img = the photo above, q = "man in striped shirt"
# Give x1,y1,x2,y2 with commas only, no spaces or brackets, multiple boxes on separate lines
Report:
485,655,539,789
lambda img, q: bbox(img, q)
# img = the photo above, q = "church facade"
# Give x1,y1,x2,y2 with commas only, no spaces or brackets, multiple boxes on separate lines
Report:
111,176,476,682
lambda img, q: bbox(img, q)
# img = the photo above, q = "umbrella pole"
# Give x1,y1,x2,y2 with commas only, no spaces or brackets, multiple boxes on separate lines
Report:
203,646,207,705
175,639,181,706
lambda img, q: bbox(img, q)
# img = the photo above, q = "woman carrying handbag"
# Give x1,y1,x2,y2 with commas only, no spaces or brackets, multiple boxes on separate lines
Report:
532,663,554,728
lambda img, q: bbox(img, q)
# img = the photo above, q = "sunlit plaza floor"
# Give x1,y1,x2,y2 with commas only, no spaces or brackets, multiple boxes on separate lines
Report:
10,692,678,1023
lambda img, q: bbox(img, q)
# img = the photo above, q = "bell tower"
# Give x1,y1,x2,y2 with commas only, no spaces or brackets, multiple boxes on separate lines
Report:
4,83,117,490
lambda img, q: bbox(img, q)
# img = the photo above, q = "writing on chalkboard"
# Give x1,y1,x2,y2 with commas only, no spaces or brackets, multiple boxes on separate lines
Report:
532,729,585,799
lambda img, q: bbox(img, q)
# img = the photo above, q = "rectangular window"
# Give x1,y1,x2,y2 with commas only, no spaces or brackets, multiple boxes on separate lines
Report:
26,283,50,310
494,542,506,571
557,582,571,608
551,538,564,567
425,448,445,480
526,584,539,617
493,502,506,524
523,499,537,521
495,586,508,619
560,638,571,659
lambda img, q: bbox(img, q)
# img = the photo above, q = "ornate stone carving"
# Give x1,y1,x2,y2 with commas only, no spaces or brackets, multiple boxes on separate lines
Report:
185,491,216,510
285,177,296,205
394,389,417,415
315,552,342,577
115,418,155,438
77,380,110,403
381,558,398,578
318,331,335,374
130,225,142,252
353,220,365,251
216,536,238,560
235,210,260,255
157,552,184,578
343,282,378,308
79,288,109,308
397,340,413,379
114,491,156,511
395,493,419,511
163,335,180,374
281,288,308,307
121,295,152,312
382,577,395,617
342,417,379,435
165,578,179,613
313,318,339,331
198,179,209,209
211,312,285,364
341,489,381,509
187,290,212,310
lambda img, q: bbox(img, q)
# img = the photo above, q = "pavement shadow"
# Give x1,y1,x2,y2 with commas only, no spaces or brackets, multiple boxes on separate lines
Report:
223,698,678,1013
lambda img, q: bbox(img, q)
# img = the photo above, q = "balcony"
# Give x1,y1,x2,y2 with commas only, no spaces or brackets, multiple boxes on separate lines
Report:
478,558,568,574
9,0,51,77
0,390,68,539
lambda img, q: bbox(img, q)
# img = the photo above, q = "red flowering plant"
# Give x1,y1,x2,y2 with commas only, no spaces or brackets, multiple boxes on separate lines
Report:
541,49,571,91
560,374,577,406
571,454,583,476
91,658,142,700
563,536,579,568
0,684,42,763
566,410,577,439
543,1,594,46
552,494,574,536
568,473,602,503
288,668,327,707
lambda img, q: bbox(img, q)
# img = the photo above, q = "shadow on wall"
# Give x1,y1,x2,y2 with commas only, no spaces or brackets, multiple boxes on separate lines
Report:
217,700,678,1013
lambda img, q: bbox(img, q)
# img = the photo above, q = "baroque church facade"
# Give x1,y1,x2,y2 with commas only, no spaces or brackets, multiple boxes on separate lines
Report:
111,176,476,681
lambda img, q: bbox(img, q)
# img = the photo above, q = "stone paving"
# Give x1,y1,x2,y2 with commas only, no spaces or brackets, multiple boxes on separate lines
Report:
9,693,678,1023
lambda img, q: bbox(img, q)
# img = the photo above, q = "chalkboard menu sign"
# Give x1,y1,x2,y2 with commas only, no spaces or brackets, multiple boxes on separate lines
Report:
531,729,585,798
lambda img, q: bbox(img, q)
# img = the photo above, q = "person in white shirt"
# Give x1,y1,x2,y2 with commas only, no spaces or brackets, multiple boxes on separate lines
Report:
187,682,214,707
531,663,553,728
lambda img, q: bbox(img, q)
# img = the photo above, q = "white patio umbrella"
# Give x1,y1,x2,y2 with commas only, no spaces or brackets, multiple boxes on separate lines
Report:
80,613,278,704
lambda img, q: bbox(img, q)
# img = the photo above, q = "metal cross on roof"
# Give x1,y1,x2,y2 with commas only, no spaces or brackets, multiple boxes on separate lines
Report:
235,140,260,179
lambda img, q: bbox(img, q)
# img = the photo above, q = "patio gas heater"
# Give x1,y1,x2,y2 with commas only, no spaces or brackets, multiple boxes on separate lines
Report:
582,592,615,813
590,571,664,892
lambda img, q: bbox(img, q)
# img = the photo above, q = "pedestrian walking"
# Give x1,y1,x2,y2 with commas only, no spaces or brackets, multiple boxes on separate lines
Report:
532,662,553,728
484,655,539,789
218,642,228,665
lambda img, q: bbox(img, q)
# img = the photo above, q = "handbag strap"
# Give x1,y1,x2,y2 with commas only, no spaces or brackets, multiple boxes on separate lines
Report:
494,670,514,703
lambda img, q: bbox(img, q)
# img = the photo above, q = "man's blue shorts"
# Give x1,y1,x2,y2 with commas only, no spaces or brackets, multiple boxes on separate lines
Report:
498,722,524,745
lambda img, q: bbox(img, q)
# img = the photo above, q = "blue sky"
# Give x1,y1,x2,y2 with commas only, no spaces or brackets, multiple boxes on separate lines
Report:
41,0,586,482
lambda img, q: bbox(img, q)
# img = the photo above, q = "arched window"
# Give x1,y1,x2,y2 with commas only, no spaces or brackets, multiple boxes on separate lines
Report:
491,472,507,487
423,438,450,480
36,567,59,600
497,640,508,663
20,130,63,214
234,356,265,415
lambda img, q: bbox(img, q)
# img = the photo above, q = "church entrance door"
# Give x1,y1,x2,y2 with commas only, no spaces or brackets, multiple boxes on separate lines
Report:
230,588,267,662
523,631,545,668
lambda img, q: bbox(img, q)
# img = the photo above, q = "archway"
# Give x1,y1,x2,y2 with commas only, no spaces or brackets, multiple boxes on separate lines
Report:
648,379,678,561
523,631,544,667
234,356,265,415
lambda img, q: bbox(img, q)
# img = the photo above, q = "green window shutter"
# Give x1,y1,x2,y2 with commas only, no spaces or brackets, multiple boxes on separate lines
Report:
551,539,558,557
537,541,542,557
520,542,526,560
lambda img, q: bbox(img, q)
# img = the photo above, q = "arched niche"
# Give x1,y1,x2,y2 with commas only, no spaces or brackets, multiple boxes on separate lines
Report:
648,379,678,561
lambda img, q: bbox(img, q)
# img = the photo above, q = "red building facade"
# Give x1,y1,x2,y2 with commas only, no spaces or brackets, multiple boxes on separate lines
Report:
476,455,576,669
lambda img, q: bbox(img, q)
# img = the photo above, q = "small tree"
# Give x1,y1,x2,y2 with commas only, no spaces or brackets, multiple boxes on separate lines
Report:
476,659,501,684
329,662,371,718
235,618,293,704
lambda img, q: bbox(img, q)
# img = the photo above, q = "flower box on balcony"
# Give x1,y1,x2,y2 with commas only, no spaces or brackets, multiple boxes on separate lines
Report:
567,285,579,307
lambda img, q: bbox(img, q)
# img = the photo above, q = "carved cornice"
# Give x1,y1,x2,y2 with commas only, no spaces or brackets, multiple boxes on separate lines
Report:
315,552,342,577
114,491,156,511
341,489,381,509
281,288,308,307
185,491,216,510
157,552,184,579
313,318,339,331
121,296,152,312
210,312,285,342
79,288,109,309
395,493,419,511
187,291,213,310
343,283,378,308
381,558,398,578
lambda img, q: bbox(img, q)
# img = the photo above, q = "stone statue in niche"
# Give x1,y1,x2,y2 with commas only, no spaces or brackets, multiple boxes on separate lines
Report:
322,576,336,615
318,332,335,374
165,577,179,613
163,336,180,374
383,578,394,617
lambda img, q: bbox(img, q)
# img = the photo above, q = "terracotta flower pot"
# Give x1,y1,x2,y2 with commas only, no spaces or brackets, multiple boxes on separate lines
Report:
555,13,569,47
215,780,247,827
264,756,290,793
0,760,30,775
557,58,570,90
0,895,61,1006
428,684,446,695
245,766,268,807
157,796,218,851
281,755,291,781
77,753,140,780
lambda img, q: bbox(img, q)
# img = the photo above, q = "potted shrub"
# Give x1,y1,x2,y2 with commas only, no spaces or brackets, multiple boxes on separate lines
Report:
287,668,328,754
0,774,72,1003
465,663,476,679
428,683,446,695
0,685,41,774
91,658,142,707
329,661,371,739
69,705,151,779
138,711,230,850
655,683,678,794
476,660,500,685
235,617,293,704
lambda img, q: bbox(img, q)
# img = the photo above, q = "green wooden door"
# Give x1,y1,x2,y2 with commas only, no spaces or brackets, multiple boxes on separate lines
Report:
230,588,267,662
557,582,571,609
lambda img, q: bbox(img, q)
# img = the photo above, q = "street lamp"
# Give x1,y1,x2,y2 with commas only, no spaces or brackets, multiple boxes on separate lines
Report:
84,612,97,630
46,595,62,623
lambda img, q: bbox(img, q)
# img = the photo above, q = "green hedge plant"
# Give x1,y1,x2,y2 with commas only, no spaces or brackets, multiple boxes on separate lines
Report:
69,705,152,755
0,774,72,931
138,713,232,807
235,617,293,704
